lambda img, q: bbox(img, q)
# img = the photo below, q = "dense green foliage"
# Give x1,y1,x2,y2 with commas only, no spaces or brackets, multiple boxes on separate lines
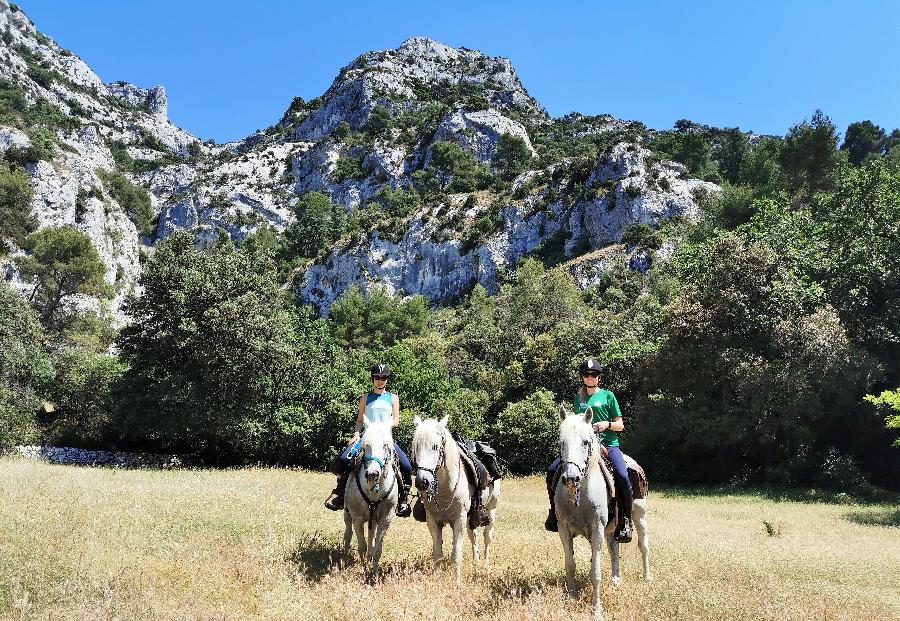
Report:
16,226,112,327
0,282,52,448
96,168,154,236
117,233,357,464
0,162,36,254
281,191,346,260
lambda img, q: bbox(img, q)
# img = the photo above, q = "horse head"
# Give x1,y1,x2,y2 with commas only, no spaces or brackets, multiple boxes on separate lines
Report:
558,405,598,498
411,414,449,497
361,415,393,491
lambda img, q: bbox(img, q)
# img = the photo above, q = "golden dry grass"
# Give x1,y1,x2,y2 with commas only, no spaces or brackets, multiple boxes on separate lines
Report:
0,457,898,621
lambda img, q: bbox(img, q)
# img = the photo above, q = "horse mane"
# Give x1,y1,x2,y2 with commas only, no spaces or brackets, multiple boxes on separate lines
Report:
362,419,393,450
412,418,456,461
559,414,600,469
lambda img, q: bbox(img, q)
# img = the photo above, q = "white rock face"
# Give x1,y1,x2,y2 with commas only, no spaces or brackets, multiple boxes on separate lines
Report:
2,1,723,321
429,109,535,164
106,81,168,117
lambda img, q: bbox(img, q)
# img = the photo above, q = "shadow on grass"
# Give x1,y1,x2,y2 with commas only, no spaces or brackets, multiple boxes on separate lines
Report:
844,508,900,528
478,568,563,614
285,532,345,581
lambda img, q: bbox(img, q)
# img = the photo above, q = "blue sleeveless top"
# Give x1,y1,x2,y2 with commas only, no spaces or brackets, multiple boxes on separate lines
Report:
364,391,394,424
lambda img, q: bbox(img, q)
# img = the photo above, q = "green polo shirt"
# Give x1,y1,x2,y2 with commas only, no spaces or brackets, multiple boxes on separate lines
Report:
573,389,622,447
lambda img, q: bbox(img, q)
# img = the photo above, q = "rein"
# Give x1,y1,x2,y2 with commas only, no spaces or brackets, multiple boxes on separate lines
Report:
354,442,395,521
414,432,462,511
558,432,597,507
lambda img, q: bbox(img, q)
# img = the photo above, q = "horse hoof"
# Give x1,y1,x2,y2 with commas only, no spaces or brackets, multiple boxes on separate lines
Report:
610,576,621,587
644,575,653,583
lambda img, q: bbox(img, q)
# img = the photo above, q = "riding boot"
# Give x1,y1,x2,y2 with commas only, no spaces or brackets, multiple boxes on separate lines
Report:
468,491,490,530
613,483,634,543
324,471,349,511
396,476,412,517
544,482,558,532
544,467,559,533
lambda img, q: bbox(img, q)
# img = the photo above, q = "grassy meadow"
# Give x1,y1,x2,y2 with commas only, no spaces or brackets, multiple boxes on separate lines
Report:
0,456,898,621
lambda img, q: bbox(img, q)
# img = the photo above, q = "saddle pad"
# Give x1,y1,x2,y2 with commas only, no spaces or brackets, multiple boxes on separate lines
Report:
623,454,649,500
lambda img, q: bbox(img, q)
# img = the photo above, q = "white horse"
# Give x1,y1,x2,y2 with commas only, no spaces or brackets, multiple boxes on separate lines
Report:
411,415,501,581
342,416,398,582
554,406,650,620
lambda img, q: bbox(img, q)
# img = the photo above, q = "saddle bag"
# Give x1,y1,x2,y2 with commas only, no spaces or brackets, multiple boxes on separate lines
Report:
474,441,506,480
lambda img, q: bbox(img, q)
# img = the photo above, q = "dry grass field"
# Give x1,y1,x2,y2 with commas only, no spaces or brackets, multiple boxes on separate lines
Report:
0,456,898,621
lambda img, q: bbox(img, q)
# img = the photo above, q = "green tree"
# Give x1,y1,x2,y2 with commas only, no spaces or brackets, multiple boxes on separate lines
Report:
0,162,36,254
366,105,393,136
282,191,346,259
841,120,885,166
814,158,900,353
865,388,900,446
329,286,429,350
491,389,559,474
0,282,51,449
429,140,491,192
117,233,355,464
493,133,532,181
715,127,749,185
45,347,125,447
779,109,843,196
17,226,112,327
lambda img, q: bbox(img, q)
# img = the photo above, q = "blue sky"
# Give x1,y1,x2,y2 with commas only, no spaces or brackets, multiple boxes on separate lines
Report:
16,0,900,143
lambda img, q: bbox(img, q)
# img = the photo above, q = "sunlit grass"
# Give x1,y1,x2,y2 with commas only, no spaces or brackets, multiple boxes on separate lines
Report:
0,457,898,620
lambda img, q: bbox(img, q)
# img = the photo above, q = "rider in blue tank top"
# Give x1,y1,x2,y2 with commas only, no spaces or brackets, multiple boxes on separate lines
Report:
324,363,413,517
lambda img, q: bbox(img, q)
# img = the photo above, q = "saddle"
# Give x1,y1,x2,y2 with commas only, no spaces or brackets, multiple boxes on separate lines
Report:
552,453,648,524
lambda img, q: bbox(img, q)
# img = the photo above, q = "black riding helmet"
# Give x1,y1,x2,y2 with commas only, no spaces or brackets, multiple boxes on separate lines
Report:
578,358,603,375
370,363,391,377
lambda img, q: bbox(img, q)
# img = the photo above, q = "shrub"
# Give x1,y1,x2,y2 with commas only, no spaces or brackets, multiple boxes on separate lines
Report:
0,282,51,449
490,389,559,474
0,163,37,253
96,169,154,236
45,347,125,447
331,156,366,183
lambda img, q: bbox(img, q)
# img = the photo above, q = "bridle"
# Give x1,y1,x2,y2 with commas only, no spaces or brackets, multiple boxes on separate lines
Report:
354,441,395,519
413,432,461,511
558,430,596,507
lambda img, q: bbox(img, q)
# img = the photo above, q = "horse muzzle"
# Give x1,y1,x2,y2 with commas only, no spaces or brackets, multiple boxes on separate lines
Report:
415,472,432,492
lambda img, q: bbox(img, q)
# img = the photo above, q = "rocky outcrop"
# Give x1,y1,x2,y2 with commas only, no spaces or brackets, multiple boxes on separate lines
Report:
105,81,168,117
2,0,722,321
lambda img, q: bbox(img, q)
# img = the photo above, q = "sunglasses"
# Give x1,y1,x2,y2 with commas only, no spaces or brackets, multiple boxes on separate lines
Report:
372,375,389,381
581,371,600,378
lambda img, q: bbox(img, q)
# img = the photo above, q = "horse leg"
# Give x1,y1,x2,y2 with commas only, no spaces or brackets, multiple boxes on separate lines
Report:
450,517,465,582
634,498,651,582
427,515,443,573
353,517,367,571
467,524,479,562
482,510,495,563
366,517,376,560
606,531,621,586
590,524,606,621
342,508,353,559
368,517,388,584
558,527,576,596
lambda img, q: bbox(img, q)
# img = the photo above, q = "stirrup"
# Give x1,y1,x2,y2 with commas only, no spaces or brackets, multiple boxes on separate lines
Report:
396,498,412,517
324,490,344,511
614,518,633,543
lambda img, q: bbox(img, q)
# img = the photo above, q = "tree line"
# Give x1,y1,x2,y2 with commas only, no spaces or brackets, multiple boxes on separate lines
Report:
1,111,898,492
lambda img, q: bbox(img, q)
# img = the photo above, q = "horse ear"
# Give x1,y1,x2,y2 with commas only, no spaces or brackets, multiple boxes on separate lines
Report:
583,406,594,425
413,415,422,427
438,415,449,428
558,405,568,421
